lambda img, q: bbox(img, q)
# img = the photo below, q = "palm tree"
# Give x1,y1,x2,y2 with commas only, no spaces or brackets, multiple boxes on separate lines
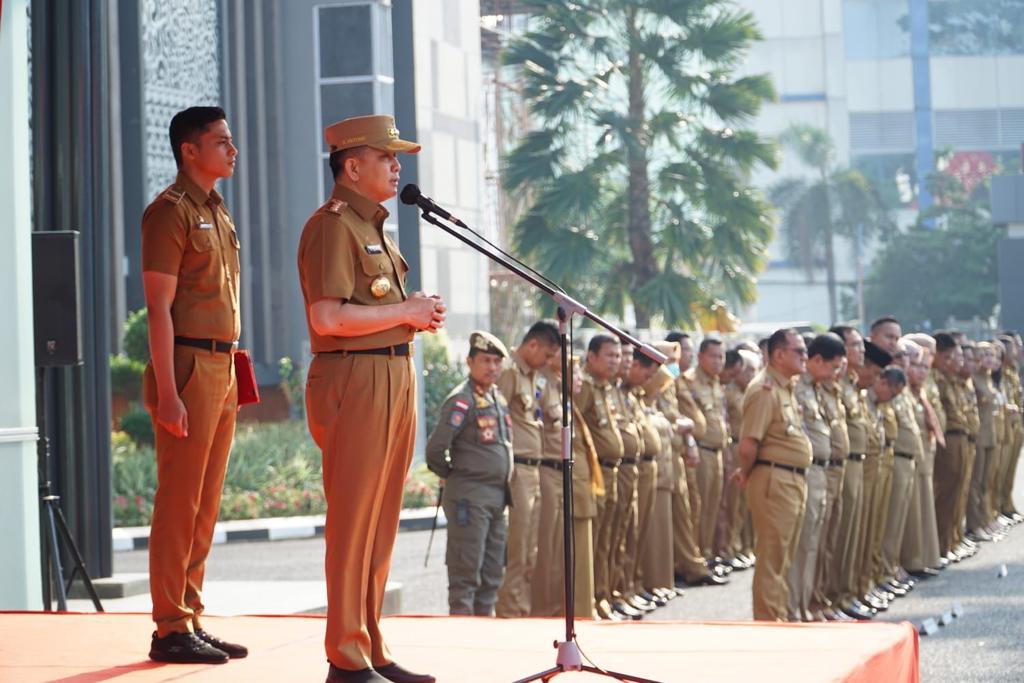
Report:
500,0,778,328
770,124,891,325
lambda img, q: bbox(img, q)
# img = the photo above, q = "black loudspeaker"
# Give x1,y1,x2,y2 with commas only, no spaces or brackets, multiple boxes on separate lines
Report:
32,231,83,367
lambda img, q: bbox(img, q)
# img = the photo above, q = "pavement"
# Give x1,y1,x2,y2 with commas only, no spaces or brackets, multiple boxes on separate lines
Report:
81,466,1024,682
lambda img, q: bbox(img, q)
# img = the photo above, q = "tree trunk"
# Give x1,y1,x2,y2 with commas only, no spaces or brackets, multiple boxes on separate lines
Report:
625,7,658,328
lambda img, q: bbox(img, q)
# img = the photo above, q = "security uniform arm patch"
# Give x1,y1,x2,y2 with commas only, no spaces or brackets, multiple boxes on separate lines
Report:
450,398,470,427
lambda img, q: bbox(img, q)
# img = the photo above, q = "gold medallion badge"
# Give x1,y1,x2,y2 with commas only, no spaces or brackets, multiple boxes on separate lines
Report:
370,275,391,298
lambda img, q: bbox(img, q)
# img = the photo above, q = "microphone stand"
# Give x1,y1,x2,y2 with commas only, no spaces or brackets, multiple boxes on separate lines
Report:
416,208,664,683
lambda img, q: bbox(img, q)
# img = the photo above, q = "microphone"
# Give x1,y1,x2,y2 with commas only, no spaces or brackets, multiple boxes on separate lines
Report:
400,184,467,228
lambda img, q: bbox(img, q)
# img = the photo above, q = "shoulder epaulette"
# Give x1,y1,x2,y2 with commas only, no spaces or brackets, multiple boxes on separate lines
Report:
324,199,348,215
162,187,185,205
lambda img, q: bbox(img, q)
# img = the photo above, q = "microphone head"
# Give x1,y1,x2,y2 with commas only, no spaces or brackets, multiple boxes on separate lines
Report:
399,183,421,205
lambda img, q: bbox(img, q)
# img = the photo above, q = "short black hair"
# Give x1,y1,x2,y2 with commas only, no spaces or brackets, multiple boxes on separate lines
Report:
523,319,560,347
699,338,723,354
933,332,957,353
665,331,690,344
767,328,798,357
724,349,742,369
879,365,907,387
808,333,847,361
757,337,769,351
633,347,657,367
329,145,370,180
588,334,619,355
829,325,855,343
870,315,900,331
169,106,227,168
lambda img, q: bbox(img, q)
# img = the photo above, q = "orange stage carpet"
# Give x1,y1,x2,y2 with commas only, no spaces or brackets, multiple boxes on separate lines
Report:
0,612,918,683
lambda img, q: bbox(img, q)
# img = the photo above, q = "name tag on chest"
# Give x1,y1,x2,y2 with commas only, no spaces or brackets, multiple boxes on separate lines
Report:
365,244,383,254
198,222,214,230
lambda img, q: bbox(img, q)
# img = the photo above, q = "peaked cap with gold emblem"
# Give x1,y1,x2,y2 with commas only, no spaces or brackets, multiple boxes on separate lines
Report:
469,330,509,359
324,114,421,154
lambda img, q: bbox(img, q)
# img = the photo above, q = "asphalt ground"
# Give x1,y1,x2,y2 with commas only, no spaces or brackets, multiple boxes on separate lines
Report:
115,467,1024,682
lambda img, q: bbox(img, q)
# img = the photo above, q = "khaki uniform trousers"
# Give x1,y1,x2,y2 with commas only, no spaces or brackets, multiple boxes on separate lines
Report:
633,458,657,593
643,488,675,591
610,462,639,596
786,465,827,621
867,454,894,588
997,426,1023,514
833,458,864,609
986,432,1009,522
573,517,596,618
856,454,881,598
882,455,916,579
672,454,708,582
747,464,807,621
442,484,508,616
696,447,723,560
593,463,619,602
902,444,940,571
306,353,416,671
715,444,743,560
496,462,541,617
685,464,702,556
967,444,993,531
145,346,237,637
531,463,565,616
811,463,844,612
951,439,977,548
934,434,969,555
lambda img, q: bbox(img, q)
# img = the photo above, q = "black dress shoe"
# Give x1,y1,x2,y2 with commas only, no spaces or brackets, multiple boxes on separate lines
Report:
611,599,644,620
149,631,228,664
689,573,729,587
194,629,248,659
327,665,388,682
640,590,667,607
842,606,873,621
850,599,877,617
909,568,940,579
376,662,436,683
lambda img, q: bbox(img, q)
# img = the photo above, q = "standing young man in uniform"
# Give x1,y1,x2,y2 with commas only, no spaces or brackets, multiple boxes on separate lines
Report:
142,106,247,664
735,328,812,621
425,331,512,617
298,114,444,683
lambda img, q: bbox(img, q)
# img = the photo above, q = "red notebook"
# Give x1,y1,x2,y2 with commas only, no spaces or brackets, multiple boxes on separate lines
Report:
234,349,261,405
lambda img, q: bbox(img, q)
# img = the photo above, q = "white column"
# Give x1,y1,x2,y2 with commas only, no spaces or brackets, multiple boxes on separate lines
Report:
0,0,43,610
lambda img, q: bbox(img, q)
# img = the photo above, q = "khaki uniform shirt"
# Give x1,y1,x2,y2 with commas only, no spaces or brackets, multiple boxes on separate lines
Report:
740,365,812,468
973,372,997,448
425,379,513,489
892,388,925,459
840,372,869,455
926,373,947,433
630,385,661,459
795,374,831,462
865,390,886,457
675,374,707,443
141,172,240,341
881,401,898,454
576,369,624,464
936,369,968,433
297,184,411,352
611,381,644,459
726,383,744,443
497,351,544,459
687,367,728,450
963,375,981,437
539,367,564,460
571,404,602,517
818,382,850,462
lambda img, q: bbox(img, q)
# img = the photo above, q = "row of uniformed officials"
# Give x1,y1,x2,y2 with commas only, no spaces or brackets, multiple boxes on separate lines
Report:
426,319,1024,624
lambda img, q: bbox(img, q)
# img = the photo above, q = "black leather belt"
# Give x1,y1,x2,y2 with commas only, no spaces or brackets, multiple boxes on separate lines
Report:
848,452,866,462
514,457,540,467
895,451,915,461
539,459,563,471
174,336,237,354
754,459,806,476
319,343,411,357
599,459,620,469
620,457,638,465
945,429,967,437
641,455,656,462
697,443,721,452
811,458,830,467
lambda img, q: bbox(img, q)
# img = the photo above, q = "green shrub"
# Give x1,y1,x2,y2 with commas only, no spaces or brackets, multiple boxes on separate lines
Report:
278,356,305,420
120,407,154,446
422,332,465,432
111,431,155,527
110,354,145,400
402,462,440,509
123,308,149,363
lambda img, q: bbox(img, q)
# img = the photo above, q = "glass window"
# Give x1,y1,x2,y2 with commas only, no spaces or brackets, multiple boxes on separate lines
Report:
843,0,911,60
321,82,374,131
319,5,373,78
852,153,918,208
927,0,1024,56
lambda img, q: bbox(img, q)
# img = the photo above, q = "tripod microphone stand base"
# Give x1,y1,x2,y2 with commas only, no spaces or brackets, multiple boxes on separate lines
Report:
512,639,661,683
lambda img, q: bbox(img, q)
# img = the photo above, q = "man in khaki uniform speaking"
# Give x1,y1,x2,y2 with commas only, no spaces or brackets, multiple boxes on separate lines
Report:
141,106,248,664
298,114,444,683
494,320,561,618
734,328,812,621
425,332,512,617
